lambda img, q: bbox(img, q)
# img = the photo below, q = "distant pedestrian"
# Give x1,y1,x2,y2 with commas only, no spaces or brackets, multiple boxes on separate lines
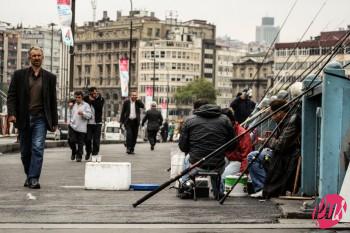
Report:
142,102,163,150
69,91,92,162
120,91,145,154
168,121,175,142
230,88,256,124
160,120,169,142
83,87,104,162
7,46,58,189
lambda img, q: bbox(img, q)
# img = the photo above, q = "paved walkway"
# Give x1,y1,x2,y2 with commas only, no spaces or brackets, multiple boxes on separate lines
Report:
0,143,281,224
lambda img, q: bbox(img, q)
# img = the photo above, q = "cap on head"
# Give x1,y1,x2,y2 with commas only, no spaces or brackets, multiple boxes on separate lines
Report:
151,102,157,107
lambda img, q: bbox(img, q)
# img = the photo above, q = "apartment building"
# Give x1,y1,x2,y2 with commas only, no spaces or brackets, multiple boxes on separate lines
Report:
138,39,202,118
74,10,216,118
274,28,350,91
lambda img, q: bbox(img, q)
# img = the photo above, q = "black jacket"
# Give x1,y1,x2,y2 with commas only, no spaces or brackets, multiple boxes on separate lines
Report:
7,67,58,130
119,99,145,125
178,104,235,168
83,95,104,123
141,108,163,131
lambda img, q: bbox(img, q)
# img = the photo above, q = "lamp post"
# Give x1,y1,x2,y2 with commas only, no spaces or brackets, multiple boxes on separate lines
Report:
152,41,156,101
48,23,56,73
128,0,133,95
166,67,169,119
69,0,76,92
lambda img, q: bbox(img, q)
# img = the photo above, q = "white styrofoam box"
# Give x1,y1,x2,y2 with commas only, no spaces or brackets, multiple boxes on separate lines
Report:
85,162,131,190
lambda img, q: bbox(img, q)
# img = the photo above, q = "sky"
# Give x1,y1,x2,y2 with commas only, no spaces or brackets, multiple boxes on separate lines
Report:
0,0,349,43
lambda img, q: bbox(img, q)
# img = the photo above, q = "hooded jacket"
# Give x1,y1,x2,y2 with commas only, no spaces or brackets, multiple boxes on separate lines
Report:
179,104,235,169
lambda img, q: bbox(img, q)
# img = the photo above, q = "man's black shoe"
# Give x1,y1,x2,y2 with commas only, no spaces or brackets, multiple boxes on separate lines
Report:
76,158,82,162
85,154,90,161
71,153,76,161
29,179,41,189
24,179,29,187
151,145,154,150
126,149,132,154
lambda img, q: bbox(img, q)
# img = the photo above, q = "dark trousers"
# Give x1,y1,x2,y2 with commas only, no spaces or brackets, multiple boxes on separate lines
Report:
125,119,139,151
19,115,47,181
68,126,86,159
147,129,158,147
161,130,168,142
85,124,102,156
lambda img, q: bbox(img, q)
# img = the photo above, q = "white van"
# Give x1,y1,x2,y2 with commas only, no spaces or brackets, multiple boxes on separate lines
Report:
104,121,124,141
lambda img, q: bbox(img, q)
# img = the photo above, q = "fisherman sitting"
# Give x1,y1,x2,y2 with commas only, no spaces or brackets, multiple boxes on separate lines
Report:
220,108,252,193
178,99,235,199
248,99,301,198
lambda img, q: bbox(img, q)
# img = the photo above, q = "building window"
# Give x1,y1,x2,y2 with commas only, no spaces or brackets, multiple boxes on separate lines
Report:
155,28,160,37
147,28,153,37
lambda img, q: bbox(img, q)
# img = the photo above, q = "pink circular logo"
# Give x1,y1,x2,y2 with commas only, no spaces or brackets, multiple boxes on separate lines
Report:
312,194,347,229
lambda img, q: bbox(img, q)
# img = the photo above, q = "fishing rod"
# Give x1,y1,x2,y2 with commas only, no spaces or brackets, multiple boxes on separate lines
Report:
275,29,350,94
259,0,327,102
220,30,350,204
250,0,298,82
132,29,350,208
269,54,311,96
243,30,350,127
132,78,321,208
220,99,301,204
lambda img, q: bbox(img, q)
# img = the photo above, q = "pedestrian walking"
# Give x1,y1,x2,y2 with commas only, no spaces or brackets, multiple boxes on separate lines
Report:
7,46,58,189
69,91,92,162
141,102,163,150
160,120,169,142
168,121,175,142
120,91,145,154
83,87,104,162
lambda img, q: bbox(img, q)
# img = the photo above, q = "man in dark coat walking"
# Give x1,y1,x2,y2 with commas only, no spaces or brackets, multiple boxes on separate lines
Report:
120,91,145,154
7,46,58,189
142,102,163,150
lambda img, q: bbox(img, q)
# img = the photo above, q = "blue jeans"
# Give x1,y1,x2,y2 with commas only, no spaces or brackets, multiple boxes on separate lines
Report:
19,115,47,181
247,148,273,192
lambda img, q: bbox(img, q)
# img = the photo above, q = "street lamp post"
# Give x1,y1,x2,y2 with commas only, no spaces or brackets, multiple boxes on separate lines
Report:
48,23,56,73
128,0,133,96
166,68,169,119
152,41,156,101
69,0,76,92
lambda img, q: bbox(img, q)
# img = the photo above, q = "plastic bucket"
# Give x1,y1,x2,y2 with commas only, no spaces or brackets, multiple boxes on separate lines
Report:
224,174,248,197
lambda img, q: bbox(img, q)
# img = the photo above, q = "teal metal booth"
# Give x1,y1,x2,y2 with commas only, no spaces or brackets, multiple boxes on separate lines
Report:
301,62,350,197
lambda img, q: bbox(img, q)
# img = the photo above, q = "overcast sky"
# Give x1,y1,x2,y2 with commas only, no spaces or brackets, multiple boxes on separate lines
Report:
0,0,349,43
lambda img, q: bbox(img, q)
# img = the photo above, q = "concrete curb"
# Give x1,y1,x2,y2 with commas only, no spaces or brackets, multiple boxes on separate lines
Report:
0,140,144,154
271,198,312,219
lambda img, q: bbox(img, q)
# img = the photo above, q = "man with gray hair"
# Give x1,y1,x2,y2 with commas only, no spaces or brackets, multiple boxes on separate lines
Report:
141,102,163,150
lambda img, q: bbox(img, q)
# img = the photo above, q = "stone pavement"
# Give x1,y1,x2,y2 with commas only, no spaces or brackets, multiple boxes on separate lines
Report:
0,142,349,230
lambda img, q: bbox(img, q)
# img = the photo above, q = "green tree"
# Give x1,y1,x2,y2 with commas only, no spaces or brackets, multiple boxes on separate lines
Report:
174,78,217,105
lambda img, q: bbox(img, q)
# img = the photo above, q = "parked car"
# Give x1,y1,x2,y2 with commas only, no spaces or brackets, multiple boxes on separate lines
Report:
104,121,124,141
46,128,61,140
